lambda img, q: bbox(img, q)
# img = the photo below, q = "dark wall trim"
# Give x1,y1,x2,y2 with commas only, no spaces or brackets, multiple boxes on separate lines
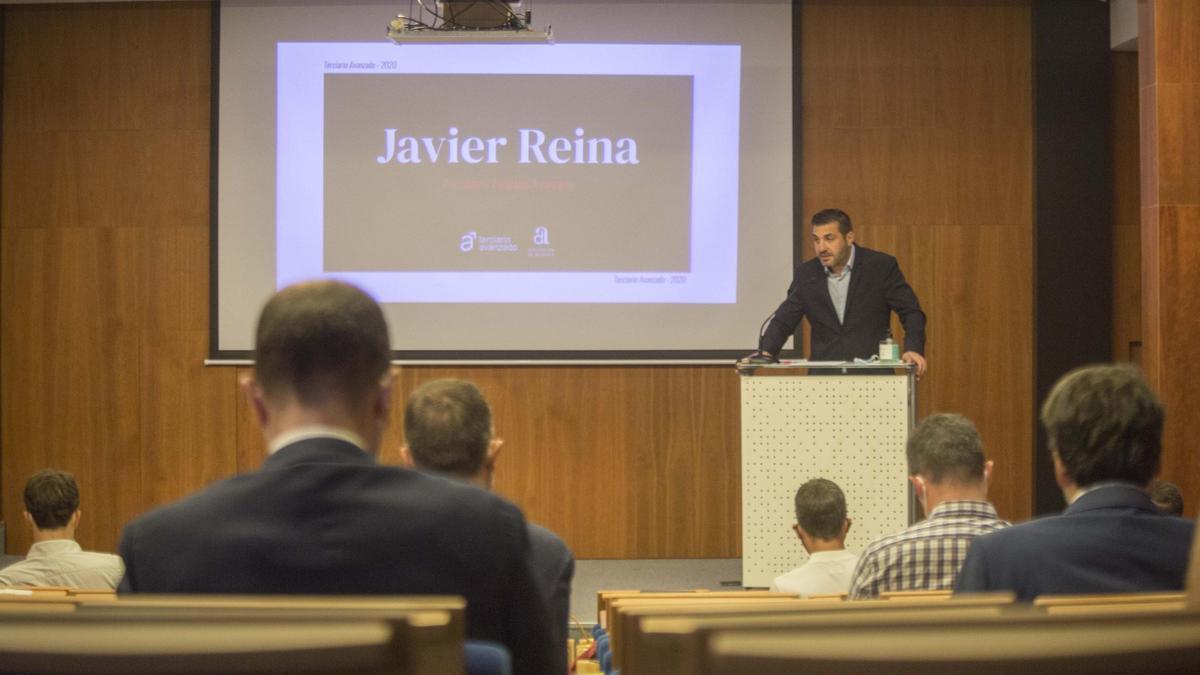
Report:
208,0,221,361
0,7,6,552
1032,0,1113,515
788,0,804,357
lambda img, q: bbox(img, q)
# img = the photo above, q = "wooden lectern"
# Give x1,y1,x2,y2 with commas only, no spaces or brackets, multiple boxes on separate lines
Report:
738,361,917,588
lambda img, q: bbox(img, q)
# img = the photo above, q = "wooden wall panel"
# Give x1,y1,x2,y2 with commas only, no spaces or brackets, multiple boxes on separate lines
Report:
2,1,1036,561
800,0,1034,521
387,366,740,558
0,2,221,556
1139,0,1200,517
1,227,146,554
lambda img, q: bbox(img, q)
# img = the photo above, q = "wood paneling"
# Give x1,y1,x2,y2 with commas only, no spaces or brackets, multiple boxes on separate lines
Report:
1140,0,1200,517
1,3,219,556
1112,53,1142,363
388,366,740,558
2,1,1036,560
800,0,1034,521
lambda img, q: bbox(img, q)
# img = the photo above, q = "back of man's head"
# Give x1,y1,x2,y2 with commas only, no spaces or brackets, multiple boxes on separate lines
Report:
794,478,848,541
404,379,492,477
907,413,986,485
254,280,390,407
1041,364,1162,488
1150,480,1184,516
25,469,79,530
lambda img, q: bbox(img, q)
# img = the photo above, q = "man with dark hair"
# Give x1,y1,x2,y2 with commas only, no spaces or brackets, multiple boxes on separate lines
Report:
848,413,1007,599
770,478,858,596
401,379,574,672
746,208,928,377
118,280,557,673
957,364,1195,600
0,469,124,589
1150,480,1184,516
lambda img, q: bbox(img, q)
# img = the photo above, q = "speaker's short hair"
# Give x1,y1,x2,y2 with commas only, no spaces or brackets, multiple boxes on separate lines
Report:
793,478,848,540
906,413,986,484
253,281,390,406
404,379,492,476
24,469,80,529
811,208,853,235
1041,364,1162,488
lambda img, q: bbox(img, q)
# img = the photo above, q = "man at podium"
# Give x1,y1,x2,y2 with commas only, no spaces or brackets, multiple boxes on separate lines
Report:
746,209,927,377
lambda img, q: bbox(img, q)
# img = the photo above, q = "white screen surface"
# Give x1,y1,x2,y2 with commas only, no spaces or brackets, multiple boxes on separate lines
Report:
216,1,794,360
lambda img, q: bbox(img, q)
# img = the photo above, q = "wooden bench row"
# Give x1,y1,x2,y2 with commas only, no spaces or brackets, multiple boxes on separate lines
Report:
595,589,1192,675
0,594,469,675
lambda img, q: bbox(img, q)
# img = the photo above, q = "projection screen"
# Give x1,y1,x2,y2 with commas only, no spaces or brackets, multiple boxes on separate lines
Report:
214,0,794,361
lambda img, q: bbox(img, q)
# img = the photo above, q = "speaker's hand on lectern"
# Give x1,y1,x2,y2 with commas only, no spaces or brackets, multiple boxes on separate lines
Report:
902,351,926,379
739,351,779,365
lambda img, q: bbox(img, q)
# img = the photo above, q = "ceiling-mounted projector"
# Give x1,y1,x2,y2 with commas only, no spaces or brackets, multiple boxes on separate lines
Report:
388,0,553,44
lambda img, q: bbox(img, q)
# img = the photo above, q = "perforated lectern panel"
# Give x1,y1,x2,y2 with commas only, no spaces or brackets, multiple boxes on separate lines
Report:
741,374,910,588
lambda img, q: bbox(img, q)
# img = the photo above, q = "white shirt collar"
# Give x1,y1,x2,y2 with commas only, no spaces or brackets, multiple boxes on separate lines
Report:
806,549,857,561
267,425,368,455
27,539,83,557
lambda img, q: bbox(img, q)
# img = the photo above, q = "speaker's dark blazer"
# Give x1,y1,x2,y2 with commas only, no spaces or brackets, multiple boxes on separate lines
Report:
118,437,558,674
954,485,1195,601
759,245,926,360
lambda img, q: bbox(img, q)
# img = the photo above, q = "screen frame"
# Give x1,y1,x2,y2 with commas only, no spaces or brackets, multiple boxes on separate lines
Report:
207,1,803,364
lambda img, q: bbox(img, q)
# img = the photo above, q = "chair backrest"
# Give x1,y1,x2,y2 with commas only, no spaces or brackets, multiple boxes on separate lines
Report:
626,598,1018,675
879,589,953,600
68,589,118,600
1032,592,1185,608
0,612,464,675
807,592,847,601
0,602,76,615
610,599,816,675
76,594,467,636
598,590,791,630
693,609,1200,675
596,589,642,623
0,585,72,597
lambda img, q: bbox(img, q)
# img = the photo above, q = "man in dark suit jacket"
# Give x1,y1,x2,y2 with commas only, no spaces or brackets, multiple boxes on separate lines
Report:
118,280,558,674
750,209,927,376
956,364,1195,601
400,379,575,675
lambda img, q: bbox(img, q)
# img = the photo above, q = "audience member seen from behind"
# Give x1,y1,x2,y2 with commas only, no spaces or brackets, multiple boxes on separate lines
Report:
771,478,858,596
401,378,574,674
1151,480,1184,516
956,364,1195,600
0,469,124,589
848,413,1008,599
117,280,557,674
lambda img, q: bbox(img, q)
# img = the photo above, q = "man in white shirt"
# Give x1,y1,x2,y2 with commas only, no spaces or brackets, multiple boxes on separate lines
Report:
771,478,858,596
0,469,124,589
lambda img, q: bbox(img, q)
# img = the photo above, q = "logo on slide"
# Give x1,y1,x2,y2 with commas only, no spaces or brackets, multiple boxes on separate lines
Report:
529,226,556,258
460,231,477,252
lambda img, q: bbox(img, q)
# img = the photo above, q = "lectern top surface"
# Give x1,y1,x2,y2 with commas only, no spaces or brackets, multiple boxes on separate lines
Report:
737,360,914,374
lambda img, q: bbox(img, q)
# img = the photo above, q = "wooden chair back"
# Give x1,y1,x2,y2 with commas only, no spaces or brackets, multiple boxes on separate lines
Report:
0,611,463,675
697,609,1200,674
624,595,1018,675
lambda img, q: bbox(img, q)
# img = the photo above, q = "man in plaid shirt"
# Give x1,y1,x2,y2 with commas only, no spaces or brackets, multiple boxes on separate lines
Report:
848,413,1009,599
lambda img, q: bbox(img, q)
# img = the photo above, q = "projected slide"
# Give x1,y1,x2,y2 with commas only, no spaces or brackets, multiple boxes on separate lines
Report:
276,43,741,303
